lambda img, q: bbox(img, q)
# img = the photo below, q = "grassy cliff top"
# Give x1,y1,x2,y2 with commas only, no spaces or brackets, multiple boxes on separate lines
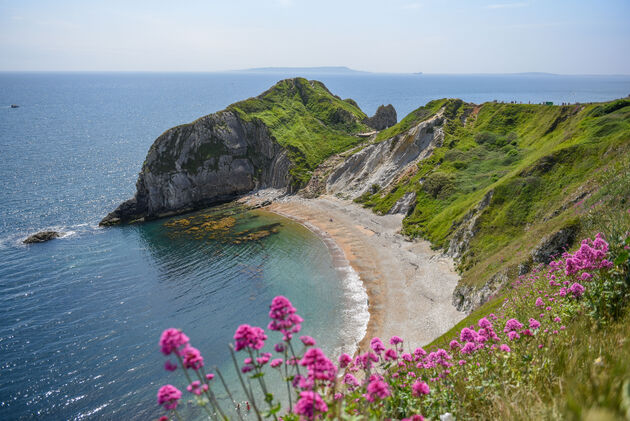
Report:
357,97,630,288
228,78,370,185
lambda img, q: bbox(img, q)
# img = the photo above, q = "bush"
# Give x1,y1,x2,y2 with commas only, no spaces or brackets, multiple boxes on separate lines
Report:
423,173,455,199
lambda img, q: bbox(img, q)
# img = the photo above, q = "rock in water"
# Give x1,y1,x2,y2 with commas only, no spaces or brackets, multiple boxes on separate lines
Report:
23,231,61,244
363,104,397,130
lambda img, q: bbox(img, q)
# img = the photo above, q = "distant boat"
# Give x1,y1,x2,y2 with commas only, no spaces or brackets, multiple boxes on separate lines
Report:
412,72,423,75
10,104,19,108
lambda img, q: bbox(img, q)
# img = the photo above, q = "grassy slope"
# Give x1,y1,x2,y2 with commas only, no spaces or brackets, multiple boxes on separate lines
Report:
357,98,630,288
228,78,370,186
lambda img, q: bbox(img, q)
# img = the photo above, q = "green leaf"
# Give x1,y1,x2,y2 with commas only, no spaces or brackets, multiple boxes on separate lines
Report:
614,250,629,265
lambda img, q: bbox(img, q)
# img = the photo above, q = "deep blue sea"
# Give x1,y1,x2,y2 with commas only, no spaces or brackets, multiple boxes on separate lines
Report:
1,71,629,420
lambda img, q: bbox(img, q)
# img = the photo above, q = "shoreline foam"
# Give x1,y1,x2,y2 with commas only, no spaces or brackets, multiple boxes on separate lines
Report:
245,193,466,354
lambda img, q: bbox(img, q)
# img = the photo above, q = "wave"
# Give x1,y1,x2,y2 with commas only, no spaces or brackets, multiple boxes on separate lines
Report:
289,219,369,358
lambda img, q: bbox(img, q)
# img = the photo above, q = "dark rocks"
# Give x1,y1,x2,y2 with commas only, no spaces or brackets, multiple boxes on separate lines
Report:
531,225,579,264
100,110,292,226
23,231,61,244
363,104,397,131
452,269,509,313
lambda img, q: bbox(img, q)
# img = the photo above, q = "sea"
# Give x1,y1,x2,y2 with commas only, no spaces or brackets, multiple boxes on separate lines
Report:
1,71,629,420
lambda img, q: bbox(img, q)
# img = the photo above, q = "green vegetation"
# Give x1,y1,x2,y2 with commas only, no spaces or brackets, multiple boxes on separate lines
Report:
229,78,370,186
357,98,630,289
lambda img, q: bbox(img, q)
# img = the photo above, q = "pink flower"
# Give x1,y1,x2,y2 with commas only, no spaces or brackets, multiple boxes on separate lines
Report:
181,346,204,370
528,318,541,329
300,336,316,346
507,331,520,341
460,327,477,342
274,343,285,353
402,415,424,421
384,348,398,361
164,360,177,372
370,337,385,353
390,336,403,345
478,317,493,329
414,347,427,358
294,391,328,418
504,319,523,333
449,340,461,350
535,297,544,307
366,375,391,401
300,348,337,383
344,373,359,387
205,373,214,381
186,380,208,396
268,296,303,340
157,384,182,410
580,272,592,281
411,380,430,396
569,282,585,298
460,342,476,354
500,344,511,352
270,358,283,368
338,353,352,368
159,328,189,356
234,324,267,351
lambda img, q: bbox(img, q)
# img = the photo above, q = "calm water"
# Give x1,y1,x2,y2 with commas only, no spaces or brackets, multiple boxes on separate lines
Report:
1,71,629,420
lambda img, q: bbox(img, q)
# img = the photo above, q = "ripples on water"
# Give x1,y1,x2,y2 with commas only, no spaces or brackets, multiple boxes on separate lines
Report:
1,72,630,419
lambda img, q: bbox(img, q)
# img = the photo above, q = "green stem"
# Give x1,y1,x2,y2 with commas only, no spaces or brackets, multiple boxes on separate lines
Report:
214,366,246,421
228,344,263,421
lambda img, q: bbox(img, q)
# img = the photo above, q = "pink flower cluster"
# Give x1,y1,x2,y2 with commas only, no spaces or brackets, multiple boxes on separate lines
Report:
159,328,189,356
268,295,303,340
234,324,267,351
157,384,182,410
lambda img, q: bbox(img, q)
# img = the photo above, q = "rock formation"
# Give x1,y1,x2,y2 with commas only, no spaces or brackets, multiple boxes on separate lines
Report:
23,231,61,244
363,104,397,130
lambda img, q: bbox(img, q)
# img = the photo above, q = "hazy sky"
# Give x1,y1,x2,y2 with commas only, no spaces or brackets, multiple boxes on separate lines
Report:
1,0,628,74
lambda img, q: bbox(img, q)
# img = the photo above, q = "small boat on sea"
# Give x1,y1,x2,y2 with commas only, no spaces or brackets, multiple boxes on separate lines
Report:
10,104,19,108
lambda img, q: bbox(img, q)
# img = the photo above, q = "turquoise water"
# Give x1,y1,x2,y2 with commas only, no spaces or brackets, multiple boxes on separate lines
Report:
1,72,630,420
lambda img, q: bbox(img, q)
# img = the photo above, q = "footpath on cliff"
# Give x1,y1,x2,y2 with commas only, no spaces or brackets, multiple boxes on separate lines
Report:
240,191,465,350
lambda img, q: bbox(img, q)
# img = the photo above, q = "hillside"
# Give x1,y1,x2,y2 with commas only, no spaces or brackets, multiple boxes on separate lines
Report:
352,98,630,310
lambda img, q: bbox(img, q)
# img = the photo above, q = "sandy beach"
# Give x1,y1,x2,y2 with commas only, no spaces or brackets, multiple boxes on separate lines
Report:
244,193,465,351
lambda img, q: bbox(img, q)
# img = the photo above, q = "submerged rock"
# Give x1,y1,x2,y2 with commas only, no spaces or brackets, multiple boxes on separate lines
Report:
363,104,397,130
23,231,61,244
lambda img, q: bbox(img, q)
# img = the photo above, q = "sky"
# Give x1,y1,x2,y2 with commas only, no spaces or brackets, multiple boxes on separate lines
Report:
0,0,629,74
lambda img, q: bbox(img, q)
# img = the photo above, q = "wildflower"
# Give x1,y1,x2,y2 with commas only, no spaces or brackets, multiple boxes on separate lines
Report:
182,346,204,370
268,296,303,340
186,380,208,396
300,348,337,382
300,335,316,346
338,353,352,368
390,336,404,346
384,348,398,361
256,353,271,365
460,342,476,354
366,375,391,401
504,318,523,333
508,331,520,341
402,415,424,421
241,365,253,373
334,392,343,400
414,347,427,358
159,417,168,421
343,373,359,387
205,373,214,381
478,317,493,329
412,380,430,396
528,318,541,329
499,344,511,352
458,359,466,366
370,337,386,353
294,391,328,418
157,384,182,410
274,343,285,353
554,316,562,323
164,360,177,372
580,272,592,281
270,358,283,368
568,282,585,298
234,324,267,351
159,328,189,356
449,340,461,350
402,353,413,362
460,327,477,342
535,297,544,307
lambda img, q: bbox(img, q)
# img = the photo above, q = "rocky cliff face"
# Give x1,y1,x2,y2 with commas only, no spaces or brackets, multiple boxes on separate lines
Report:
363,104,397,130
100,110,291,225
326,112,444,199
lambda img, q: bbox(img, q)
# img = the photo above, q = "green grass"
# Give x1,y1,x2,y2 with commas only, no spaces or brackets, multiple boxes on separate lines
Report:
358,99,630,288
228,78,370,186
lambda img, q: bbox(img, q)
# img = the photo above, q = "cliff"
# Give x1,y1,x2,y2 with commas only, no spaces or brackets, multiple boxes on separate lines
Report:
100,78,374,225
